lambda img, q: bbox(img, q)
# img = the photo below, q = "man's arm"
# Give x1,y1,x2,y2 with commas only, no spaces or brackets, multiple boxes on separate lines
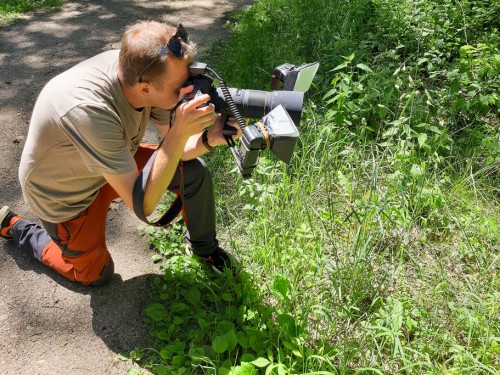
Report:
102,93,215,217
156,114,242,162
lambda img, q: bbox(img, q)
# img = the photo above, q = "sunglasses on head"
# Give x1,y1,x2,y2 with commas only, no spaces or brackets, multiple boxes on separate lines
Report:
138,23,189,83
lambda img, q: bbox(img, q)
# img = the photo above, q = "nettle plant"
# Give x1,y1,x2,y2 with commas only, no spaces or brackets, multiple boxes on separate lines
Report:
129,256,328,374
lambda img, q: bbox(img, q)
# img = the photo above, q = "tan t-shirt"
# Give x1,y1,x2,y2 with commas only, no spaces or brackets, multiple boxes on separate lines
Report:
19,50,168,223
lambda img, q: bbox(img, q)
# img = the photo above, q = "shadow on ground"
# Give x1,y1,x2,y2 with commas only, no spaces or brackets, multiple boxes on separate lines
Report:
3,241,156,354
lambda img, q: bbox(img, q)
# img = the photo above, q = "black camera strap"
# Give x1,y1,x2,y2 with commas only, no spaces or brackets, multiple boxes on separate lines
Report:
132,144,184,227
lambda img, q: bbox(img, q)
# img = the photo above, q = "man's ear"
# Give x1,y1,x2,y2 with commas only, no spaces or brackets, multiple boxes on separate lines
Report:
138,82,151,97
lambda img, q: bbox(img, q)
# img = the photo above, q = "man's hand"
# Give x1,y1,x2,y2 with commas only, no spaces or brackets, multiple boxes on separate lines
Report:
169,85,216,141
205,114,243,147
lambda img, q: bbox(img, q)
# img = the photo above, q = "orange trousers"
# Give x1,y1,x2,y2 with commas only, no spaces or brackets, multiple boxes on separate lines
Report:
39,144,157,285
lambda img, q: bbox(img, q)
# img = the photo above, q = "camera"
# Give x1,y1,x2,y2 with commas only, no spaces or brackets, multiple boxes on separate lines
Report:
185,61,319,178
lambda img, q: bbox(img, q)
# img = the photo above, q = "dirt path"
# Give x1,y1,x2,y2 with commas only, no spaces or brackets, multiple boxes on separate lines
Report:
0,1,252,373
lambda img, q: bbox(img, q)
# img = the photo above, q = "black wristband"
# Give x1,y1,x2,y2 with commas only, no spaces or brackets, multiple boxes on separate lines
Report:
202,129,215,152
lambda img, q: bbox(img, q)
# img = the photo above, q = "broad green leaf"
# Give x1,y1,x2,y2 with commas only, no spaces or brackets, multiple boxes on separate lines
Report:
186,287,201,305
410,164,423,177
172,354,185,368
166,341,186,353
417,133,427,147
198,318,208,330
277,313,300,337
226,330,238,351
171,302,188,313
229,363,258,375
272,275,291,300
216,320,235,335
241,353,256,362
155,366,169,375
172,316,184,325
151,254,163,262
337,170,351,194
157,331,168,340
222,292,234,302
145,303,167,322
237,331,250,348
251,357,271,368
188,347,205,359
160,349,171,359
212,335,229,353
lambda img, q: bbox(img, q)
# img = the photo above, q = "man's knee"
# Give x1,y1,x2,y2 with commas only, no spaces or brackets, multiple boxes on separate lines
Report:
185,157,209,175
183,158,211,187
89,257,115,287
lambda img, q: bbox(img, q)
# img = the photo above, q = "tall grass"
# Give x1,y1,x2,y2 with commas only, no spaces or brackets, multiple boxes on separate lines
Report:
136,0,499,373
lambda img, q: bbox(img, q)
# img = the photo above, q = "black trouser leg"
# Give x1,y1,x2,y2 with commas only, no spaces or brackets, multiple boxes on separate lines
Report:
168,158,218,255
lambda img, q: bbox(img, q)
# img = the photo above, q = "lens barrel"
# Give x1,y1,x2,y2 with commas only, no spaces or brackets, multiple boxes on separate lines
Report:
212,88,304,127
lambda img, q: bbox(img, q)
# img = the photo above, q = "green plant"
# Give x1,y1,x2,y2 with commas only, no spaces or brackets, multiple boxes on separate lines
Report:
137,0,500,373
0,0,63,21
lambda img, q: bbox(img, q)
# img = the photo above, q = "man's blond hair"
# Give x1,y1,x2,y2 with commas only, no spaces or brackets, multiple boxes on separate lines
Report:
119,21,197,86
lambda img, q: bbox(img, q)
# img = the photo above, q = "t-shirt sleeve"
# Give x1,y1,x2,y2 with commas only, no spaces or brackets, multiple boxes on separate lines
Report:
59,105,136,174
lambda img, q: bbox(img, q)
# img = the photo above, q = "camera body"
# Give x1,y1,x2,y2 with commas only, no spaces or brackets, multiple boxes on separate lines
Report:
184,62,318,177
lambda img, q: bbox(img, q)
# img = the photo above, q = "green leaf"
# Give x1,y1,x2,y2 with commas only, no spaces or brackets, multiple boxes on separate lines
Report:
172,354,185,368
157,331,168,340
277,313,300,337
337,170,351,194
129,350,143,360
417,133,428,147
222,292,234,302
198,318,209,331
272,275,291,300
356,63,373,72
332,62,348,71
145,303,167,322
241,353,256,362
188,347,205,359
166,341,186,353
410,164,423,178
151,253,163,262
277,364,287,375
186,287,201,305
212,335,229,353
155,366,169,375
173,316,184,325
116,353,128,361
216,321,235,335
226,330,238,351
343,52,355,61
237,331,250,348
171,302,189,313
160,349,172,359
251,357,271,368
229,363,258,375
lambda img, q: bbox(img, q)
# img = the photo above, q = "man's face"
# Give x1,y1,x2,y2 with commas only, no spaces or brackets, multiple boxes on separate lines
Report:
150,57,190,110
